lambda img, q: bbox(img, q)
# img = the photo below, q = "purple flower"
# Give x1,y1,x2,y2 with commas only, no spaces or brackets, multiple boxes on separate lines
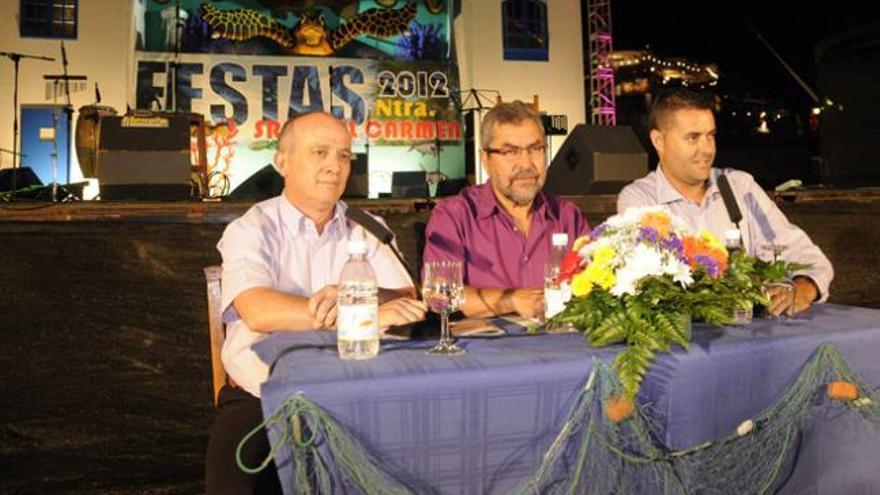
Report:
694,254,720,277
660,235,685,259
589,223,608,238
637,226,659,244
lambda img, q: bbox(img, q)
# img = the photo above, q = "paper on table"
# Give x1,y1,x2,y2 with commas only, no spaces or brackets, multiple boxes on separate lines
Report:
381,317,508,340
498,315,541,328
450,318,506,337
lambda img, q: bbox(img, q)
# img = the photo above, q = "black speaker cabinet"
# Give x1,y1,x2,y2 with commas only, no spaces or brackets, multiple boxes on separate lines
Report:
545,124,648,195
97,115,192,200
0,167,43,192
228,164,284,200
391,171,427,198
344,153,368,198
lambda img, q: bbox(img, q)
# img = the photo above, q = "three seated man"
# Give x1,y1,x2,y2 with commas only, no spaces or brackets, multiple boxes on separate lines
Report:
209,92,832,494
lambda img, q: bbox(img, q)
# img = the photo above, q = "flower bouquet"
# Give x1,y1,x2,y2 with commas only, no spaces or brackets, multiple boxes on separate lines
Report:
548,206,787,400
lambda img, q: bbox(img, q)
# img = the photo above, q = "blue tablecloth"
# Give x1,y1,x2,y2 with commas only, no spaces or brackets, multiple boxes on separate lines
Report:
256,304,880,494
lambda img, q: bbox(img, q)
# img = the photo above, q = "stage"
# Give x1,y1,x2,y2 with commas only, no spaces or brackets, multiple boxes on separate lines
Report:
1,189,880,494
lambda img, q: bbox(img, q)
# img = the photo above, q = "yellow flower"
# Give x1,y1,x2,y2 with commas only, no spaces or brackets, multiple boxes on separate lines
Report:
592,245,615,266
571,271,593,297
699,229,725,253
572,235,591,251
584,262,616,290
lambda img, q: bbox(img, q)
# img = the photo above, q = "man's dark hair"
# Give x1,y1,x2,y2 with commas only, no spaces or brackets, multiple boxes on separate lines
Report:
649,88,716,131
481,100,545,149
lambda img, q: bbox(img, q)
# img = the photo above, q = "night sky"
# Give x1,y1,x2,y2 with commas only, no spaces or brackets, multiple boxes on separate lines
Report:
609,1,880,108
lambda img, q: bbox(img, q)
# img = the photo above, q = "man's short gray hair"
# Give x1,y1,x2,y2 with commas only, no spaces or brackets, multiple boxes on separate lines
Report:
480,101,545,149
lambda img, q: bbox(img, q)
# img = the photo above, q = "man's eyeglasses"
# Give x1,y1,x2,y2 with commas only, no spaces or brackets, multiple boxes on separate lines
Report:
484,144,547,160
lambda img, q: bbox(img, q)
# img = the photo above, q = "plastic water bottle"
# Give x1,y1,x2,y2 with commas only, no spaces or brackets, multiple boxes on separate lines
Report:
337,238,379,360
725,228,753,325
545,233,574,333
725,228,744,256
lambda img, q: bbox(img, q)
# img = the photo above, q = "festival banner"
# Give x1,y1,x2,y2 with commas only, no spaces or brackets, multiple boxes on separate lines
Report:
133,0,462,196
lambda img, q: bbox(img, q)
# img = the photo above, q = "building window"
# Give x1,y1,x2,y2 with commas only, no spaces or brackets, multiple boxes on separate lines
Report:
20,0,78,39
502,0,548,61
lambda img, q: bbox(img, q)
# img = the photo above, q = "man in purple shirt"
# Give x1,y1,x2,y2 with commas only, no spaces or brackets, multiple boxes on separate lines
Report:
618,88,833,315
423,101,589,318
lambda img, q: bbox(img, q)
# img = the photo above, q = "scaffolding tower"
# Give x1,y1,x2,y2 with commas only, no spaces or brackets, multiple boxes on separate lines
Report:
586,0,616,125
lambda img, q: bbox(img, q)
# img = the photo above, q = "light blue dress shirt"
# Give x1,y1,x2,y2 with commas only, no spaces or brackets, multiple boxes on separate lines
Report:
218,194,411,396
618,166,833,302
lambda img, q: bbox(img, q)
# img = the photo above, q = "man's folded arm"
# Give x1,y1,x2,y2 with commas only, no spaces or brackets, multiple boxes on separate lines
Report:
461,286,544,319
233,287,318,333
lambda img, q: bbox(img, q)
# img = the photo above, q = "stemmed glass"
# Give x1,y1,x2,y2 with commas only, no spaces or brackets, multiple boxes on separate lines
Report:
422,260,466,356
760,243,795,319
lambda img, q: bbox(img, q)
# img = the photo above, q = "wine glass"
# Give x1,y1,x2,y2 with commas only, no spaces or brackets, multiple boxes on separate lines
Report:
760,243,786,263
422,260,466,356
760,243,795,319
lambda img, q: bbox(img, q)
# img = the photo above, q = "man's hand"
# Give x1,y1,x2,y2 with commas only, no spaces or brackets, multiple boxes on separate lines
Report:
378,298,427,328
308,285,338,329
507,289,545,319
767,276,819,316
792,276,819,314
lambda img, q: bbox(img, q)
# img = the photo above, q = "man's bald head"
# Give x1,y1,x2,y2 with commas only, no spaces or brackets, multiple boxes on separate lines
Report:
273,112,352,220
276,111,348,155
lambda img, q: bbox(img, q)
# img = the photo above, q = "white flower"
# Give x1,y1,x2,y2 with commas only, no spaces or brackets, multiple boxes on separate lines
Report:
611,244,664,296
628,243,665,278
662,256,694,287
611,267,639,297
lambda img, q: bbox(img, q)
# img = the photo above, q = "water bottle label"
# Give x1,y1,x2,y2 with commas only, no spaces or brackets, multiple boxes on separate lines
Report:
338,303,378,340
545,288,565,319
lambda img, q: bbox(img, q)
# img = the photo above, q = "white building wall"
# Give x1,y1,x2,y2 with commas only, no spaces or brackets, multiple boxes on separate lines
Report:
1,0,586,185
456,0,586,182
0,0,136,180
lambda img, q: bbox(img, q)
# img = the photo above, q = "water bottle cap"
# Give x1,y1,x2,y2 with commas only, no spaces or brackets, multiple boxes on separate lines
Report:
347,238,367,254
551,233,569,247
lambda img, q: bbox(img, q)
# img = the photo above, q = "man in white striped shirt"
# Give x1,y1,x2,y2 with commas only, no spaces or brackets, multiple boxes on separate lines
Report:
618,88,833,316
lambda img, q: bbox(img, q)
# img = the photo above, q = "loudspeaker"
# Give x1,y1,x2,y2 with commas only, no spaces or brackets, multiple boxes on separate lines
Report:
97,115,193,200
228,164,284,200
344,153,368,198
391,171,427,198
0,167,43,192
436,177,469,197
545,124,648,195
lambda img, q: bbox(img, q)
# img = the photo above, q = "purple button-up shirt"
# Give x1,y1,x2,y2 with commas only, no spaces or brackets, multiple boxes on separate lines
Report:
423,183,589,289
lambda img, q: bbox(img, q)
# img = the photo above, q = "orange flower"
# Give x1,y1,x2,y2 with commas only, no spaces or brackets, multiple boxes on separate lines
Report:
682,236,729,277
640,212,671,238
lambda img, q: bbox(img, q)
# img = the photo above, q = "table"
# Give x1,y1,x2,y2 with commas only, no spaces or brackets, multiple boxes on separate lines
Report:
256,304,880,494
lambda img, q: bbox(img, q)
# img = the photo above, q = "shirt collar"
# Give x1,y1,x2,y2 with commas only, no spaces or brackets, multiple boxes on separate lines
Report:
655,164,721,204
474,181,556,221
279,194,348,237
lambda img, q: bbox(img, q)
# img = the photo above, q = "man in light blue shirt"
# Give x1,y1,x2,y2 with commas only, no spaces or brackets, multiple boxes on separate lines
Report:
206,112,426,495
618,88,833,316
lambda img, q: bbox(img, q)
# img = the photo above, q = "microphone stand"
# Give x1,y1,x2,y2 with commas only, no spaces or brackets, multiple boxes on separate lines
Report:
59,42,74,201
328,65,334,114
166,0,184,112
364,108,371,192
0,50,54,198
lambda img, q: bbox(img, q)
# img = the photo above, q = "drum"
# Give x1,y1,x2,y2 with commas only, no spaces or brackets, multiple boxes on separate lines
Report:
75,105,117,178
